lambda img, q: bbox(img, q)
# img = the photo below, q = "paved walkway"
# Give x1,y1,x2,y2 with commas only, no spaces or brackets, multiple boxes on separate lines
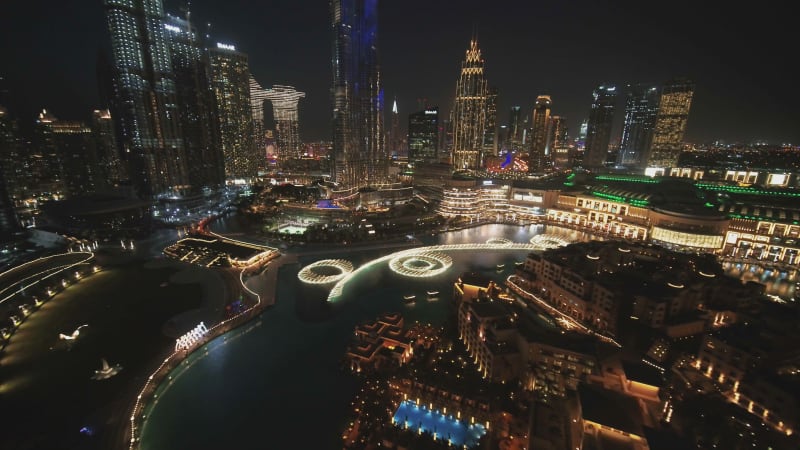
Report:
245,253,298,308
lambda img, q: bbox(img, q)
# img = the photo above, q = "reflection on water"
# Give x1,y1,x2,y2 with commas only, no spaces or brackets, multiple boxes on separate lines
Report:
429,223,595,246
722,261,798,300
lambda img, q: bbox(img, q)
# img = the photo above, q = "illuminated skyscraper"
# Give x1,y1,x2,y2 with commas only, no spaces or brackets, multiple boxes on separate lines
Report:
617,83,659,167
164,11,224,190
104,0,189,197
0,105,25,201
49,119,99,196
577,118,588,149
250,76,271,161
408,107,439,163
387,98,402,158
264,85,305,160
583,85,617,169
0,106,19,240
0,167,16,242
31,109,67,196
91,109,126,188
209,43,256,178
528,95,552,172
330,0,386,188
507,106,523,151
549,116,570,168
645,78,694,169
451,40,488,170
483,87,498,157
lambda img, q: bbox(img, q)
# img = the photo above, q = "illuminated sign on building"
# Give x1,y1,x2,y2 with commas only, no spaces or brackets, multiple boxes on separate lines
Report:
216,43,236,51
766,173,789,186
164,24,181,33
651,227,724,249
644,167,665,177
724,170,759,184
512,191,544,203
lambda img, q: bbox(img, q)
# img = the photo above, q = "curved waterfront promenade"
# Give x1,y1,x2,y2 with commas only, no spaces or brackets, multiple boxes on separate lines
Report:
0,252,95,306
126,251,291,449
0,252,97,354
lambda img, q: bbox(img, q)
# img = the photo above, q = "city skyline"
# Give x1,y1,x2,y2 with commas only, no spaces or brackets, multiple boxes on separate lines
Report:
3,2,800,449
1,0,797,145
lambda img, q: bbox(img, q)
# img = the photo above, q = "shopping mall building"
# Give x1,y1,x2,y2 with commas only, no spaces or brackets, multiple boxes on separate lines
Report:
436,172,800,265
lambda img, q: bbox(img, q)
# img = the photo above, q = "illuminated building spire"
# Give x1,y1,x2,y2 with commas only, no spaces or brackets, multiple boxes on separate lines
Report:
451,39,488,170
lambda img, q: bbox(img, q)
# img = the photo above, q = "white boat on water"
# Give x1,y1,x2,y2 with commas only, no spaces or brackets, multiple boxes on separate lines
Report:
59,324,88,341
91,358,122,380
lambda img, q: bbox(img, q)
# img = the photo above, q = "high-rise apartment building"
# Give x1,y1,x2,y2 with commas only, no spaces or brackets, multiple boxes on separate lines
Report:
645,78,694,169
250,76,271,162
583,85,617,169
0,166,17,242
408,107,439,163
483,87,498,158
451,40,489,170
0,106,19,240
576,118,588,151
508,106,523,152
31,109,67,196
91,109,126,189
164,12,224,190
549,116,570,168
0,105,25,201
104,0,189,197
209,43,256,178
49,119,99,197
529,95,552,172
617,84,659,167
330,0,386,188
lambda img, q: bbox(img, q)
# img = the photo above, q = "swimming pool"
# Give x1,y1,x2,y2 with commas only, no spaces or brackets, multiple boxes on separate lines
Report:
392,400,487,448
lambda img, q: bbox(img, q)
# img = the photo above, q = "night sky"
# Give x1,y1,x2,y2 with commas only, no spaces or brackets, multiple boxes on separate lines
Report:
1,0,797,144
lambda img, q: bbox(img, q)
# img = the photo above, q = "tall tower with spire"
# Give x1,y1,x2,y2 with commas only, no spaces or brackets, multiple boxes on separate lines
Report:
387,98,402,158
451,39,488,170
330,0,386,188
